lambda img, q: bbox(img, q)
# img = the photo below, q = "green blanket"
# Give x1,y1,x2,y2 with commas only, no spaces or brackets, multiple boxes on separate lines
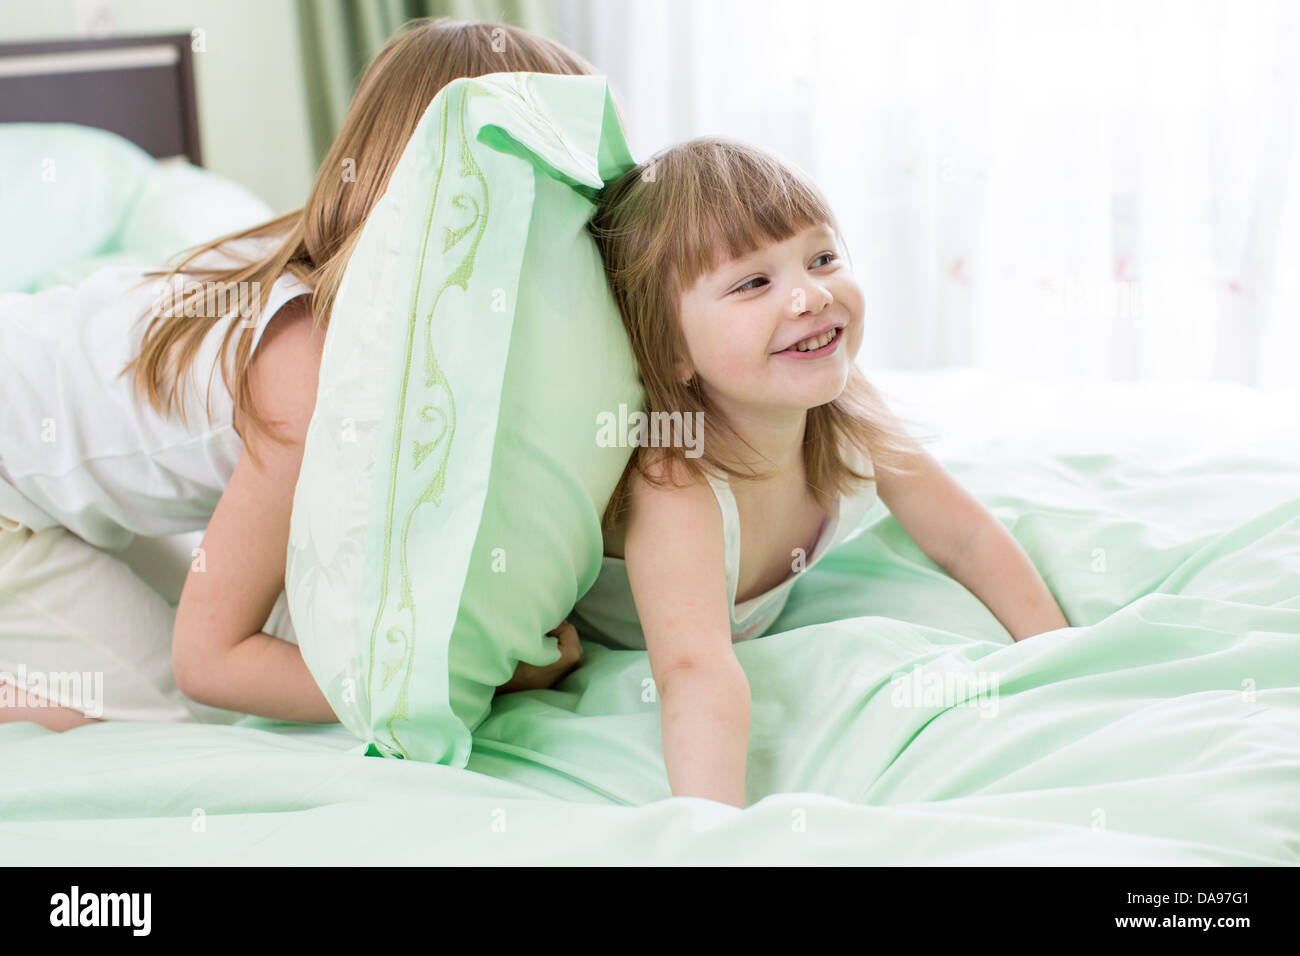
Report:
4,377,1297,864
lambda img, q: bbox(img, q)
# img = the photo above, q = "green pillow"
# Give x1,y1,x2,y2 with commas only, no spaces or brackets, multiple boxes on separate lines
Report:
0,123,154,292
29,161,272,292
113,160,273,264
0,123,274,293
285,72,642,765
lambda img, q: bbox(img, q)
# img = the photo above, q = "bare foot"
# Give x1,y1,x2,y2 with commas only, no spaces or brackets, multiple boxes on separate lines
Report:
0,680,102,731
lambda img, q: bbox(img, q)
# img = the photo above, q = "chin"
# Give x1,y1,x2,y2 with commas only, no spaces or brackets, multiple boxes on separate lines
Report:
810,389,846,410
797,379,849,411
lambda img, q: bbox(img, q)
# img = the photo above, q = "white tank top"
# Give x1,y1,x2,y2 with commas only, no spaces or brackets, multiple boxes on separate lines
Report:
569,443,879,650
0,237,314,551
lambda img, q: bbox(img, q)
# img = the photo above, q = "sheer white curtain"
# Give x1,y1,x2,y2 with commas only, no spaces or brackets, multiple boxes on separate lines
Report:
558,0,1299,389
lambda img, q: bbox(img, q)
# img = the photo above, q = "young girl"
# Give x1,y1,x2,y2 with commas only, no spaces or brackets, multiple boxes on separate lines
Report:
570,138,1071,809
0,17,593,733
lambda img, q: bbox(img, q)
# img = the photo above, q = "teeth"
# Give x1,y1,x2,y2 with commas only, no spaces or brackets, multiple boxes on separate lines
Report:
793,328,836,351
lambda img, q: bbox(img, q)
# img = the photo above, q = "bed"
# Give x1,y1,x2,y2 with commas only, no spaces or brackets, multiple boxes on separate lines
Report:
2,37,1298,866
2,367,1297,864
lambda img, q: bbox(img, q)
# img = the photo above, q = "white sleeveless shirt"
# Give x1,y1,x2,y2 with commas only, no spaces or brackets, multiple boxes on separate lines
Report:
570,443,879,650
0,237,313,551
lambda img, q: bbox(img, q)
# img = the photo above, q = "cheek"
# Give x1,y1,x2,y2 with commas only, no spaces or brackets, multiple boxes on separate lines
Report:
841,320,864,364
843,287,866,349
691,326,751,379
842,282,865,319
701,343,747,382
684,306,771,384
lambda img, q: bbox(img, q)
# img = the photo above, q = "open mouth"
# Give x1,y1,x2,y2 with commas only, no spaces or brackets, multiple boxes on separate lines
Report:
778,326,842,358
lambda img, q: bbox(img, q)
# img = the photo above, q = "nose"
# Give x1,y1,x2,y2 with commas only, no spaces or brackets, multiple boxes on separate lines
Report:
790,279,833,317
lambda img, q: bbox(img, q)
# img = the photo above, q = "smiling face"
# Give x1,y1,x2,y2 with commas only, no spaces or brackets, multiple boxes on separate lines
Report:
676,222,865,425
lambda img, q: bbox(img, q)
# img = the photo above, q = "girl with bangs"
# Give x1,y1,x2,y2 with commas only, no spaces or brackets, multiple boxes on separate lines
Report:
571,137,1070,808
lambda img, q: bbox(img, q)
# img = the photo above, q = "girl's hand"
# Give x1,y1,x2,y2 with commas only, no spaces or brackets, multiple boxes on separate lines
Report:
494,621,584,695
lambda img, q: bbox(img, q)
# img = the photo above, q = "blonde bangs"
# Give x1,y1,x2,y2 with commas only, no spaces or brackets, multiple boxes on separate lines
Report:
650,139,841,299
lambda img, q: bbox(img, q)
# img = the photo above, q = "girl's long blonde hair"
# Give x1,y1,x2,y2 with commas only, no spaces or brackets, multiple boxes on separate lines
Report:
588,137,933,533
120,16,615,468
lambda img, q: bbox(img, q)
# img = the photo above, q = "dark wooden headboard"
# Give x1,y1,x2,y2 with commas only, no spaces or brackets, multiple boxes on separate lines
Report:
0,33,201,165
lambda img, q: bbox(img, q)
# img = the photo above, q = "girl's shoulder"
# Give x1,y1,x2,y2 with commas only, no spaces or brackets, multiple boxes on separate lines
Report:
248,291,320,381
634,447,712,488
603,452,720,559
236,294,322,447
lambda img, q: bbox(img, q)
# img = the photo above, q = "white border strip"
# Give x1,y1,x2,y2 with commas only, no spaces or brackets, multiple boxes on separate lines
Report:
0,45,179,79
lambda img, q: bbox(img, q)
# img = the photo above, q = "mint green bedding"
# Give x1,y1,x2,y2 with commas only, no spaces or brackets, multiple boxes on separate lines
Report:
4,375,1297,864
0,122,273,294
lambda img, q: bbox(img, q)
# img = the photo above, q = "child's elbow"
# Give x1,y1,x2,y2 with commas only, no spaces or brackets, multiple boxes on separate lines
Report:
171,648,201,703
657,649,748,699
171,627,213,704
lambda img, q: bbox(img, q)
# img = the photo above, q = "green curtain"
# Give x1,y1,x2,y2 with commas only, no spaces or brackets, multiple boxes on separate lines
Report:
296,0,562,168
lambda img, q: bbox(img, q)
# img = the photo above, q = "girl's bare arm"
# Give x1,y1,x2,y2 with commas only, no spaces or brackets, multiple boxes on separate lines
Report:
623,461,750,808
875,447,1069,641
172,297,338,722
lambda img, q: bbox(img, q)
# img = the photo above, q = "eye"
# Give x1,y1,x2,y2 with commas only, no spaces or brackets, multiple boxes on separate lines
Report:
730,276,768,294
728,252,838,294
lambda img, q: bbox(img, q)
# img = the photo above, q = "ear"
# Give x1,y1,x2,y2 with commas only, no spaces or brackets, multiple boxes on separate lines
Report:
674,360,694,386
